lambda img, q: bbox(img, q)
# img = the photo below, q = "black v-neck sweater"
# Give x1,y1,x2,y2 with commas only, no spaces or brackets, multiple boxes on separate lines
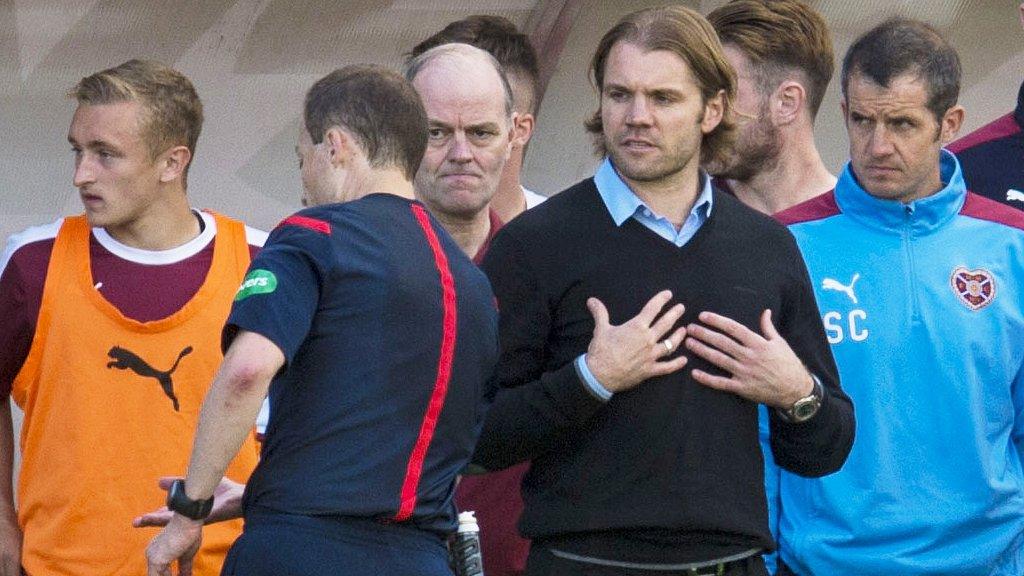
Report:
475,177,854,563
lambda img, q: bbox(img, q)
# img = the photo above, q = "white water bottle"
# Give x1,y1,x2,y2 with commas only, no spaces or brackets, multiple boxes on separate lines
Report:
450,511,484,576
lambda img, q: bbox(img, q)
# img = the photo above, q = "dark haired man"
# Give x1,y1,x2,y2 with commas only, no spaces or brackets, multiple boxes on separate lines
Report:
472,6,853,575
410,15,545,222
0,59,262,576
706,0,836,214
774,18,1024,575
145,65,499,576
947,2,1024,210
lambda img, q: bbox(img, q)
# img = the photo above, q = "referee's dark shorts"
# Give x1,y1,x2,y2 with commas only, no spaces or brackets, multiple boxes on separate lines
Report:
221,511,451,576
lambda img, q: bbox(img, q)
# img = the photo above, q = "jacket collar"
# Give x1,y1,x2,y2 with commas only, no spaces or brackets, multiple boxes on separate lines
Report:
835,149,966,234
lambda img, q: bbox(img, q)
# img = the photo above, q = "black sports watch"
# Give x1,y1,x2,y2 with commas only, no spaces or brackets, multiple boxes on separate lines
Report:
166,479,214,521
778,374,824,423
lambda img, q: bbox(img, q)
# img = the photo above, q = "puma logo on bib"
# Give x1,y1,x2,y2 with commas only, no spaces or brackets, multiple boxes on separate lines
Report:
106,345,193,411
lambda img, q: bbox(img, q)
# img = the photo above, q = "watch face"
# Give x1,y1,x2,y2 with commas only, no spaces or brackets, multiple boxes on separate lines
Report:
791,397,821,422
794,401,817,419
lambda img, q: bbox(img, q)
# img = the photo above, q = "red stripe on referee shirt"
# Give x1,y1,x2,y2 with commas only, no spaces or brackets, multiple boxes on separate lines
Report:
395,204,458,521
276,215,331,235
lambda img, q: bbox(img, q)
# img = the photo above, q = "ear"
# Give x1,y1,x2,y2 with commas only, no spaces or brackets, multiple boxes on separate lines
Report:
772,80,805,125
512,111,535,148
158,145,191,184
324,126,360,167
840,97,849,123
700,89,725,134
938,105,965,145
503,112,520,160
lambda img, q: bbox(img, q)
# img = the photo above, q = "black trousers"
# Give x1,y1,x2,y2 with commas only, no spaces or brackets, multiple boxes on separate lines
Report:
525,546,769,576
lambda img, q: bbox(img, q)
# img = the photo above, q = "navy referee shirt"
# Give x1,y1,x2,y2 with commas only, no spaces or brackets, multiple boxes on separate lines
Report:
224,193,499,535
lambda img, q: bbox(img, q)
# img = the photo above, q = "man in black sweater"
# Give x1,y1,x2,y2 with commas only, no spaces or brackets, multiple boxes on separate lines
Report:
473,7,854,576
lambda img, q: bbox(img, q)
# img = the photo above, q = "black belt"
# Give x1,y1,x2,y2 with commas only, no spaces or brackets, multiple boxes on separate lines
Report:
548,547,761,575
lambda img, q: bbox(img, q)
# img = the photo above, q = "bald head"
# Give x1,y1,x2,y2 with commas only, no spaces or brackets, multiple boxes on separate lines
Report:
407,43,517,224
405,43,515,118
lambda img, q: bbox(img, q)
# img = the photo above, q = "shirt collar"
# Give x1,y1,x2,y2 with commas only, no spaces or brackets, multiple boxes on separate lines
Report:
594,157,713,226
835,149,966,233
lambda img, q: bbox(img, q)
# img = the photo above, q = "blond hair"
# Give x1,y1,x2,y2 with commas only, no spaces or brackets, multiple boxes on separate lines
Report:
71,59,203,180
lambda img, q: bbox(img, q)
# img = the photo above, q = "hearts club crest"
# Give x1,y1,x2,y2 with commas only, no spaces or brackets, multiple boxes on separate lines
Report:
950,267,995,311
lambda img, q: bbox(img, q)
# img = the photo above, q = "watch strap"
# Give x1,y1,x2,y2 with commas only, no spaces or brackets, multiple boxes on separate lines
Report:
167,479,214,520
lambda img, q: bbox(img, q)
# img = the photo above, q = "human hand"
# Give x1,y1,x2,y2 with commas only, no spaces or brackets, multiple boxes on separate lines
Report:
585,290,688,393
146,513,202,576
133,476,244,528
684,309,813,408
0,516,23,576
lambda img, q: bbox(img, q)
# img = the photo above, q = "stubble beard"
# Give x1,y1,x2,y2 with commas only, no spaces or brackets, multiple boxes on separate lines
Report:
709,114,781,183
607,139,691,184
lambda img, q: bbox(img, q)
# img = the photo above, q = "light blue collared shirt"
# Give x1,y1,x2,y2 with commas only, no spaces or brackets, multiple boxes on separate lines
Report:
575,158,714,400
594,157,714,246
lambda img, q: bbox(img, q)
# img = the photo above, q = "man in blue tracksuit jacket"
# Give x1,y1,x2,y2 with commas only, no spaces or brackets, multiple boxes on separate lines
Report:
772,19,1024,576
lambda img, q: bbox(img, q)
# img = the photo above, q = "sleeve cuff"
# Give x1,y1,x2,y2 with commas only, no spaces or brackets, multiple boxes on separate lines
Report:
575,354,613,402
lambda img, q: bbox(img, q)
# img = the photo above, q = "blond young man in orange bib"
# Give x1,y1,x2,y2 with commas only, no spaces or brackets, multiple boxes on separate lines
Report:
0,60,262,576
